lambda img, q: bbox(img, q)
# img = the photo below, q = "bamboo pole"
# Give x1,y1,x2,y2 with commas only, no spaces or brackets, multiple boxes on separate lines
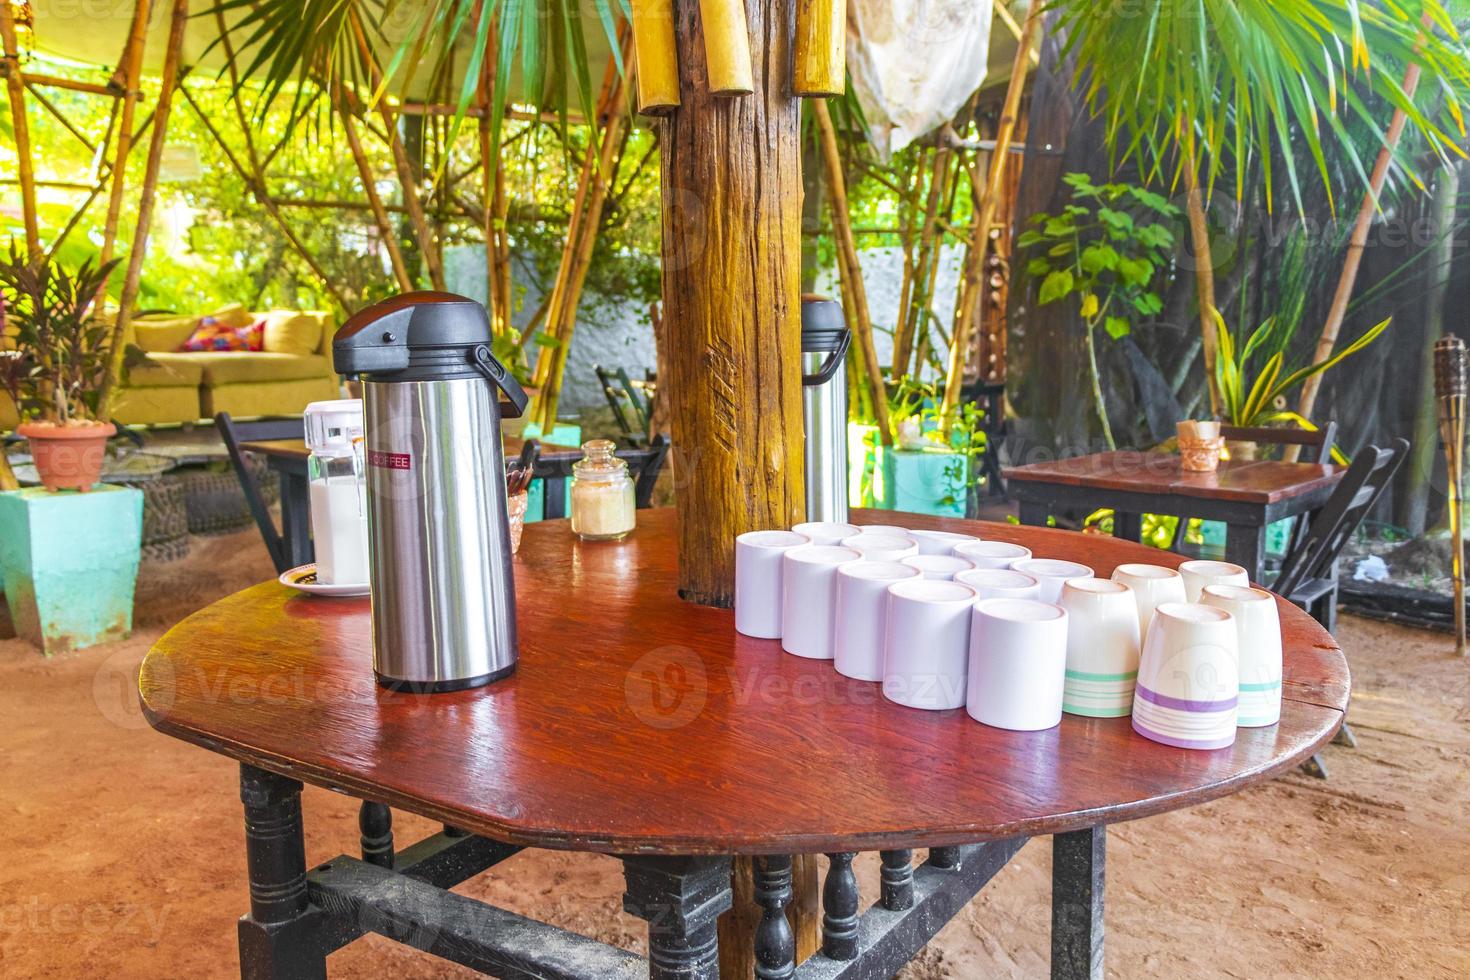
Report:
24,81,96,152
99,0,188,421
894,146,950,379
98,0,153,267
19,71,115,97
815,99,892,445
631,0,680,113
533,31,634,429
699,0,755,95
178,86,349,310
340,99,414,291
348,10,446,291
939,0,1041,426
1182,144,1221,416
476,6,508,333
0,1,40,258
793,0,845,97
1435,336,1466,655
1294,56,1425,434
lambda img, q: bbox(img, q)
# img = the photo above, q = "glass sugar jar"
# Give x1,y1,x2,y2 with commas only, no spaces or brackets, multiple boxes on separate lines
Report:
570,439,636,541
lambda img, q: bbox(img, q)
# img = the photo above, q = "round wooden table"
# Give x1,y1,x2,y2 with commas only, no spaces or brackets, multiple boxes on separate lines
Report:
139,508,1348,980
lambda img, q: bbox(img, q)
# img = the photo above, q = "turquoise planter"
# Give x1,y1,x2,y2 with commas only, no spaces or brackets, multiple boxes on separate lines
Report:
521,422,582,447
0,485,144,654
847,424,967,518
523,477,573,524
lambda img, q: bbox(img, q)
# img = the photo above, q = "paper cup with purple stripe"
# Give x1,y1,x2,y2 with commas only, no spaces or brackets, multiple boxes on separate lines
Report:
1132,602,1239,749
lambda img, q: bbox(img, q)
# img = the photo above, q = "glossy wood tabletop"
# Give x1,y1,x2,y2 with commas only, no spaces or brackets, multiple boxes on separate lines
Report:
240,435,578,463
139,508,1348,855
1006,450,1341,505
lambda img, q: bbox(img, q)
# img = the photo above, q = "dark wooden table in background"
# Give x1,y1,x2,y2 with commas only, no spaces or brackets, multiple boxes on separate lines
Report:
240,435,576,568
1006,450,1344,581
139,508,1347,979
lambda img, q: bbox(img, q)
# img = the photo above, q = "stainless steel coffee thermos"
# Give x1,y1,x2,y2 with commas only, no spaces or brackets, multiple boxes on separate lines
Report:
801,295,852,523
333,292,528,692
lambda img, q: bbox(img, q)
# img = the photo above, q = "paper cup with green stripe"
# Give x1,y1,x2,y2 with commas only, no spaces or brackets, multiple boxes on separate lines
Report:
1059,578,1141,718
1200,585,1283,727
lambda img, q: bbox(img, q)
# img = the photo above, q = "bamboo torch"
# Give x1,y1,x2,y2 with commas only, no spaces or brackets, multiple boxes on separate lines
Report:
630,0,680,113
1435,335,1467,654
699,0,754,95
794,0,845,97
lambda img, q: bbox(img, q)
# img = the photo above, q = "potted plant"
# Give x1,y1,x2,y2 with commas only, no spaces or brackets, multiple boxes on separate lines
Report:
0,243,122,491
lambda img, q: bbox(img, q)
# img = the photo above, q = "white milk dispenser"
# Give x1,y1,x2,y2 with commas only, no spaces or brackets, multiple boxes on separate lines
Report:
303,398,370,586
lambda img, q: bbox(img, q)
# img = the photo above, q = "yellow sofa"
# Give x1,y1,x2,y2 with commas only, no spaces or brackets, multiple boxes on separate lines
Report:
0,307,341,430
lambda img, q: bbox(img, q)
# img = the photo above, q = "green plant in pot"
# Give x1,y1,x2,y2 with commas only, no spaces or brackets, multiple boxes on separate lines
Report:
0,244,122,491
1214,311,1389,460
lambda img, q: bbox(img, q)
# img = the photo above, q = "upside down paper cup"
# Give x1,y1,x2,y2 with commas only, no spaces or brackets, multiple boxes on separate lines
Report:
1179,559,1250,602
882,578,977,710
1200,585,1283,727
1012,558,1094,605
1132,602,1239,750
1111,563,1187,637
734,530,811,638
967,598,1069,731
833,561,921,682
1059,578,1140,718
781,545,861,659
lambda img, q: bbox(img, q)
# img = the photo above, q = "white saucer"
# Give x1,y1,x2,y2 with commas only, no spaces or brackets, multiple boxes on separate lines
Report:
278,564,370,598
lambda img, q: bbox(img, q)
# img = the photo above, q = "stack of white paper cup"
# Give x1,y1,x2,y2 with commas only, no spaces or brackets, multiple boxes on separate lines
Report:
1132,602,1240,749
1013,558,1094,604
953,540,1032,569
1111,563,1186,636
908,528,981,555
1200,585,1282,727
840,533,920,560
1058,578,1140,718
967,598,1069,731
883,579,977,710
735,530,812,638
781,546,861,659
833,561,921,681
1179,559,1249,601
792,521,860,546
955,567,1042,600
901,554,975,581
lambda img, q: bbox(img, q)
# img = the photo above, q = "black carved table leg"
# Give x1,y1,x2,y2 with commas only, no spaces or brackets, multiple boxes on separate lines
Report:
879,849,915,910
753,855,795,980
821,852,859,960
622,855,733,980
358,802,394,868
237,764,326,980
1052,826,1105,980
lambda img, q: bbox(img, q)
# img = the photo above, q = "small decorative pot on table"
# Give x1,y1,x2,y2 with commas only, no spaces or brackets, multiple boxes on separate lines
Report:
0,484,144,654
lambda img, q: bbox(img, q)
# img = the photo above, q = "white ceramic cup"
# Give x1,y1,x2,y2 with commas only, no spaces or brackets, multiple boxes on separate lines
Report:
955,567,1042,601
882,579,977,710
735,530,812,638
1012,558,1094,605
1132,602,1239,750
1058,578,1141,718
967,598,1069,731
834,561,922,681
840,533,920,560
1110,563,1187,637
901,554,975,581
781,545,861,659
1200,585,1283,727
953,540,1033,569
1179,559,1250,602
855,523,911,537
792,521,861,546
907,528,981,555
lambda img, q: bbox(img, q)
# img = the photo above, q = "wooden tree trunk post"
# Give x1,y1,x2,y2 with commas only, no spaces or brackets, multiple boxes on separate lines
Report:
660,0,806,606
99,0,188,420
98,0,153,266
0,1,40,258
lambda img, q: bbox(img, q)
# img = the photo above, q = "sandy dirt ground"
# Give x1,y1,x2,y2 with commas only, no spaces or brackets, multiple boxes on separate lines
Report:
0,528,1467,979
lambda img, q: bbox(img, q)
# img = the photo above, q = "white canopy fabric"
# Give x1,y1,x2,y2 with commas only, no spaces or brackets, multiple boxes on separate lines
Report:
847,0,999,156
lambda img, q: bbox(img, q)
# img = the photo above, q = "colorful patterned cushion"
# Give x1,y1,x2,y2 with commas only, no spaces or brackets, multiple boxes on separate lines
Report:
179,315,266,352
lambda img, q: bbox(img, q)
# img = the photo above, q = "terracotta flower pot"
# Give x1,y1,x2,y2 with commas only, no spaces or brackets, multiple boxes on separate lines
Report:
17,421,116,492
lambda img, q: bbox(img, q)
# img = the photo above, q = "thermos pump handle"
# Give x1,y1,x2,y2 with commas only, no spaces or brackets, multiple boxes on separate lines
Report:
801,330,852,387
471,345,529,418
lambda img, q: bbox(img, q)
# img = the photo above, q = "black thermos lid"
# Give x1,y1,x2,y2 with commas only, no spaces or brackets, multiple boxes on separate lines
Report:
801,294,848,354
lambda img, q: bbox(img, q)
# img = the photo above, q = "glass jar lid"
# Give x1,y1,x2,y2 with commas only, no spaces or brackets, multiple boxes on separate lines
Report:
572,439,629,482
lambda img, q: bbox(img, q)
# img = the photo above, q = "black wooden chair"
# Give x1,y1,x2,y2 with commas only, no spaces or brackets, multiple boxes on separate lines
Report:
533,434,671,520
215,412,305,575
594,364,656,442
1271,438,1408,778
960,379,1009,516
1171,421,1339,554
